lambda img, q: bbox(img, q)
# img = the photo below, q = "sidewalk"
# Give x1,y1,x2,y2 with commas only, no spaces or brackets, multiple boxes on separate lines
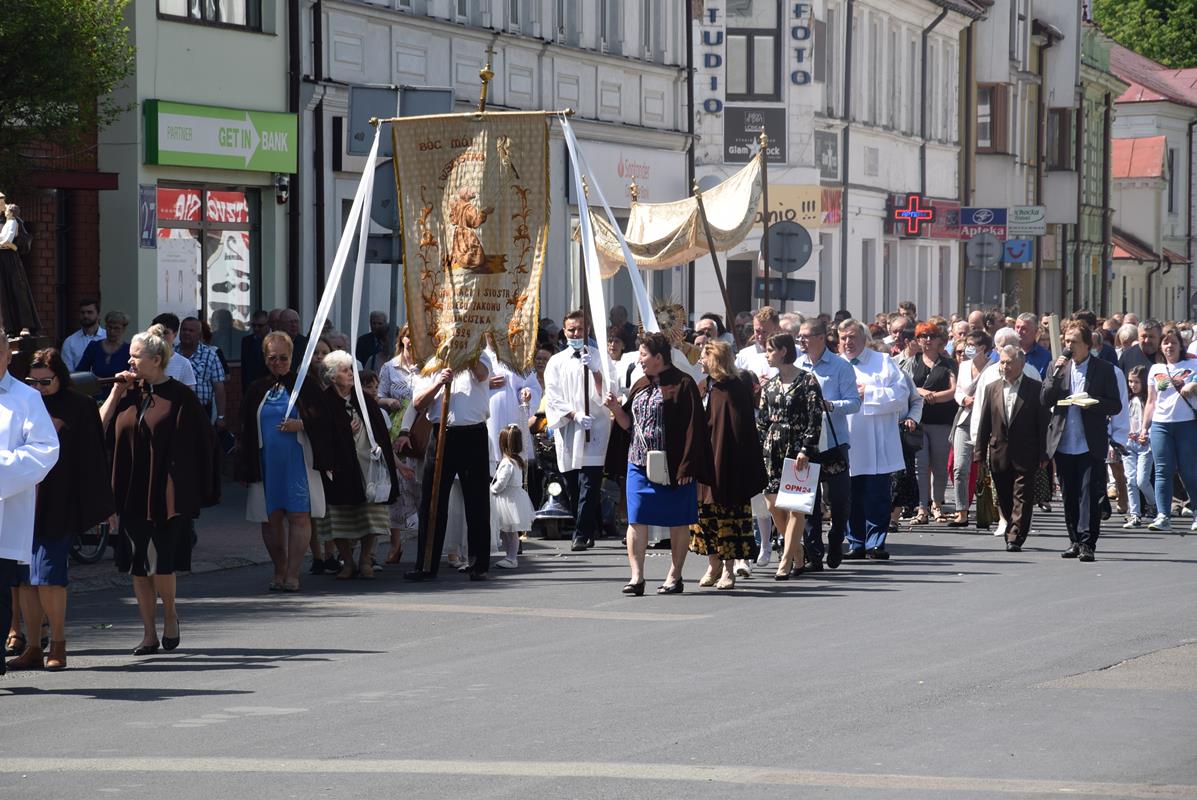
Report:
69,480,271,595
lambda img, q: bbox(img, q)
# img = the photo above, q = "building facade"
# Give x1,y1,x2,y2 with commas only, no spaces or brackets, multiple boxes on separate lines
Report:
307,0,691,330
98,1,295,356
691,0,982,323
1107,40,1197,322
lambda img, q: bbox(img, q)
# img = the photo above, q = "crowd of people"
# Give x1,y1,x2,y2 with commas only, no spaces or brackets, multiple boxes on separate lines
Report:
2,295,1196,672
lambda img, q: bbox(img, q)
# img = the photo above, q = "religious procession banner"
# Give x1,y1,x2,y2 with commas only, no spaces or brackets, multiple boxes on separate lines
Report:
392,112,549,373
585,152,763,277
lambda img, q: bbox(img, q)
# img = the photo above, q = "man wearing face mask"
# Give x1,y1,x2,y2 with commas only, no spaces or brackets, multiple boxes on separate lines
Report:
543,310,611,552
947,330,994,526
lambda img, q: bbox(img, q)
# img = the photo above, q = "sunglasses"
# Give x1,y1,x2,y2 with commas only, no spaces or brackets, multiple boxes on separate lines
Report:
266,354,290,363
24,378,54,386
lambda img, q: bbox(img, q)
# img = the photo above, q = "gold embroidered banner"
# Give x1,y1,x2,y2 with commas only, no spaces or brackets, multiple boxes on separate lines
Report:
392,112,549,373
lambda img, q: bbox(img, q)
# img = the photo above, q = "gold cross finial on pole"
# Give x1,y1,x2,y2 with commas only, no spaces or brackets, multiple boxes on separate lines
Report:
478,44,496,113
758,128,769,152
629,178,639,203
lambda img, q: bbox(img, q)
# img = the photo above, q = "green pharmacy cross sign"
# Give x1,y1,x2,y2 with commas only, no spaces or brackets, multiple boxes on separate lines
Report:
145,100,298,173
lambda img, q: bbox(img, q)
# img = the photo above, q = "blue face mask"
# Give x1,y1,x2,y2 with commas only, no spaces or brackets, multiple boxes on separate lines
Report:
964,345,978,359
567,338,585,351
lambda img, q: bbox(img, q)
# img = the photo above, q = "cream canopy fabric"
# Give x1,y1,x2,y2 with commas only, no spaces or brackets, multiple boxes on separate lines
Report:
586,153,763,277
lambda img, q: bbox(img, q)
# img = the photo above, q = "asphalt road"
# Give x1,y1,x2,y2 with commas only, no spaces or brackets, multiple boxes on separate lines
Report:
3,512,1196,799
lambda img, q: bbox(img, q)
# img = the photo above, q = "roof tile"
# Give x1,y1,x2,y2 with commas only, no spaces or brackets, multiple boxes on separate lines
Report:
1112,135,1167,179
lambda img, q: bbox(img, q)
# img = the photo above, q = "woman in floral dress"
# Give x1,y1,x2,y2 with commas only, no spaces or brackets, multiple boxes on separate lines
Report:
756,333,824,580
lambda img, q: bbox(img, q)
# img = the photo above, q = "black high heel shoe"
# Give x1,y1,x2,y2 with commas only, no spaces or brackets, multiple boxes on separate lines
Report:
621,581,646,596
133,640,160,656
162,619,180,652
656,579,684,595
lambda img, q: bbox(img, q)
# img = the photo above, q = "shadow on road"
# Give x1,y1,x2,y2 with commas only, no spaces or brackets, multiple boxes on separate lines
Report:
0,686,254,702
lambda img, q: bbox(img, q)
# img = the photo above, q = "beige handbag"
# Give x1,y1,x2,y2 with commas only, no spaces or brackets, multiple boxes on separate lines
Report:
646,450,669,485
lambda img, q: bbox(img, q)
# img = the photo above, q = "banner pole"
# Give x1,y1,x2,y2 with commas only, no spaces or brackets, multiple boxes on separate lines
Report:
422,48,497,574
692,180,735,336
758,131,772,308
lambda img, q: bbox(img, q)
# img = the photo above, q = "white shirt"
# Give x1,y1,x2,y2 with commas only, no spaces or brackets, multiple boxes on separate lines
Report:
734,343,776,382
543,347,611,471
1147,362,1197,424
62,327,106,371
0,219,16,246
1003,379,1021,421
415,351,493,426
485,348,541,467
0,371,61,564
970,360,1043,444
166,352,197,388
1109,367,1130,447
841,348,909,477
1188,340,1197,358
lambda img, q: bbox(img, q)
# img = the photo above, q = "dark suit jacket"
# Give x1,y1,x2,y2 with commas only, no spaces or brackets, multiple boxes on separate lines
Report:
240,333,267,391
974,376,1046,473
1043,355,1122,460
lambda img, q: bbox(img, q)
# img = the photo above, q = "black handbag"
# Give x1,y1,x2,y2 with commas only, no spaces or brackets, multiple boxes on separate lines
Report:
809,415,848,471
900,420,924,452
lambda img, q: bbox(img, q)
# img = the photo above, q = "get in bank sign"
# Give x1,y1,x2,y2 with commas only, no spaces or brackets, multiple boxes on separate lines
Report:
145,99,298,173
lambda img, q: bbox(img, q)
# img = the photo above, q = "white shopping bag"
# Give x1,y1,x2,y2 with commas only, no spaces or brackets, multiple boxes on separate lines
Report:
774,458,821,514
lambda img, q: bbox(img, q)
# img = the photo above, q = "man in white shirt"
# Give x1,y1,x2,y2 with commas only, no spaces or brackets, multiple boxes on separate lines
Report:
60,299,105,370
838,318,909,560
544,310,612,551
403,351,492,581
0,331,61,675
151,313,197,389
734,306,780,383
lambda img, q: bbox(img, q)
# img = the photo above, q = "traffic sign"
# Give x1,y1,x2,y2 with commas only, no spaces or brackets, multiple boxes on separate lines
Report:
754,277,816,302
1008,206,1047,236
1003,239,1034,263
765,221,813,274
959,207,1007,239
966,233,1002,268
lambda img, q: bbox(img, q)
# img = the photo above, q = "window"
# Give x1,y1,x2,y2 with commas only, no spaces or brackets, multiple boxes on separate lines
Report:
600,0,622,54
887,25,898,128
1046,108,1073,170
156,185,260,357
726,1,781,101
1168,148,1176,213
906,37,918,134
927,41,939,138
943,42,957,141
824,5,839,115
556,0,578,46
976,84,1009,153
158,0,260,28
868,17,881,124
508,0,519,27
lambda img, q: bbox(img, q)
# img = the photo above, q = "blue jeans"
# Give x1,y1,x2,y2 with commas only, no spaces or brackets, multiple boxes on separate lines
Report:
1150,420,1197,517
1121,442,1154,519
847,473,892,552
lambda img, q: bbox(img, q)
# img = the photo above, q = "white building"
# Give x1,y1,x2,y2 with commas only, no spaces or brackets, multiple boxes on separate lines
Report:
1107,41,1197,322
306,0,692,331
690,0,982,325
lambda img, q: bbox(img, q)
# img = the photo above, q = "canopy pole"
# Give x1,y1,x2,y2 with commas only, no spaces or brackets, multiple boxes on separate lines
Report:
579,176,593,444
693,181,735,335
758,130,772,309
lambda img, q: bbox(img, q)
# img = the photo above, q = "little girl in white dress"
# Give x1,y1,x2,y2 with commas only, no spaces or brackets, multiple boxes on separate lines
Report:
491,425,534,568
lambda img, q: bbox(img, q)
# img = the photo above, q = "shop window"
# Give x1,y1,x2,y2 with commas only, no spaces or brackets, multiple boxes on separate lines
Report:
156,185,259,358
158,0,262,29
726,1,781,102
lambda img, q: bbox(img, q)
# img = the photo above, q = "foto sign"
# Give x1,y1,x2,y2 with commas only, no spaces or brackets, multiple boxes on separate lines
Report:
959,207,1007,239
145,100,297,173
1008,205,1047,237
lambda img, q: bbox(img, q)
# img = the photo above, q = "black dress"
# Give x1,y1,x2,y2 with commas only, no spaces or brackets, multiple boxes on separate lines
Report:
0,246,40,334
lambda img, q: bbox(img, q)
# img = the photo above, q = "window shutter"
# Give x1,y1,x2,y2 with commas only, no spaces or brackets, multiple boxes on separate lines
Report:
813,19,826,83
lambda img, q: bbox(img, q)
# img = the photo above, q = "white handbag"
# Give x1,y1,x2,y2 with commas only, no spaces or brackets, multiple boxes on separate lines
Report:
645,450,669,485
365,445,392,504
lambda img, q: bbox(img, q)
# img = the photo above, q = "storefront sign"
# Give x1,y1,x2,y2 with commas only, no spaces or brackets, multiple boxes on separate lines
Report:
1003,239,1034,263
567,140,687,206
700,4,724,113
791,3,813,85
821,188,842,226
814,130,839,181
724,106,786,164
889,195,959,239
1008,205,1047,237
145,100,298,173
927,200,961,240
891,194,936,237
757,184,821,227
959,207,1007,239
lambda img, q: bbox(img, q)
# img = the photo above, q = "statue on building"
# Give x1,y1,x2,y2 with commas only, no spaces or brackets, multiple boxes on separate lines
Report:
0,193,41,336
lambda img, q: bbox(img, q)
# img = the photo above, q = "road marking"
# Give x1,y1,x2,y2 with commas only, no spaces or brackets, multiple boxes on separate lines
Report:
0,758,1192,797
194,596,709,622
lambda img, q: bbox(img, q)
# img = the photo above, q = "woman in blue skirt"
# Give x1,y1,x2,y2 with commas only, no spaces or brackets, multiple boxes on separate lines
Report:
605,332,713,595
